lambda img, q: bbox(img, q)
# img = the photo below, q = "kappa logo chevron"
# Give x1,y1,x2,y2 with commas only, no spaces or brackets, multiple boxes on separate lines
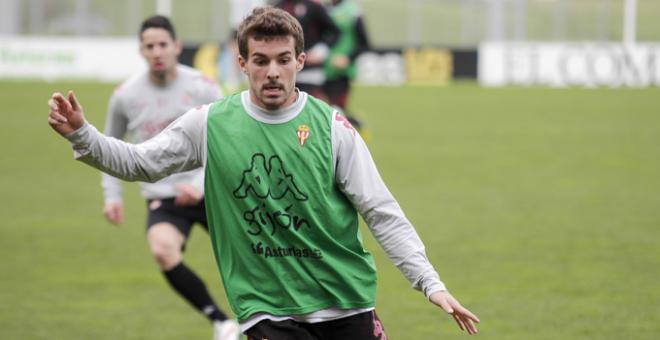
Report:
233,153,308,201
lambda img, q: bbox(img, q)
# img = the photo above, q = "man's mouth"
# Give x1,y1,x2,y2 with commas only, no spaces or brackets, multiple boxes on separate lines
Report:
263,83,283,96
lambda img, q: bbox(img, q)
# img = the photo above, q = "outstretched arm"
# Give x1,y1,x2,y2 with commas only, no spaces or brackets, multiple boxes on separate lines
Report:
48,91,208,183
332,112,480,335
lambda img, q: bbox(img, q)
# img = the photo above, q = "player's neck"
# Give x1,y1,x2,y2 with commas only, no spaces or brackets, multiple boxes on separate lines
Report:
149,67,178,86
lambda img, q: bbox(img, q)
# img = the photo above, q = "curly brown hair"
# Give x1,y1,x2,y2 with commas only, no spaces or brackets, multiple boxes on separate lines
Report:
237,6,304,60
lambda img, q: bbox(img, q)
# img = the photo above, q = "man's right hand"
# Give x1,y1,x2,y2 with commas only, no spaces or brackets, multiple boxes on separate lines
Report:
429,290,480,335
48,91,86,136
104,202,125,225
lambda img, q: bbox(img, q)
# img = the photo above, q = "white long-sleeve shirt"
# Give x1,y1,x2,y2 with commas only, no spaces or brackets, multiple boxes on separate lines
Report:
67,90,446,328
102,64,222,203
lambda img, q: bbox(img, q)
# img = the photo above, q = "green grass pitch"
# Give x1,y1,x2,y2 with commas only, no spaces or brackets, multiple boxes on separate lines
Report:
0,81,658,339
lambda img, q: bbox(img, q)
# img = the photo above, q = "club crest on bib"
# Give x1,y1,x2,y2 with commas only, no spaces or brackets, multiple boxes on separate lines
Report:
297,124,310,146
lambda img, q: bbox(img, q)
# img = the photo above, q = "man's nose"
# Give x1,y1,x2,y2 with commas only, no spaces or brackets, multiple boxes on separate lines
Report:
266,61,279,80
152,46,163,58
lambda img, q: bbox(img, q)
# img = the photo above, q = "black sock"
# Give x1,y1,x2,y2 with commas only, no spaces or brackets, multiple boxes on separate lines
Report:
163,262,228,322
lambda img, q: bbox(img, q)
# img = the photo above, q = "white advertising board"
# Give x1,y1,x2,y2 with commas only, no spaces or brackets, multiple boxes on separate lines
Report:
0,36,145,82
479,42,660,88
356,52,406,86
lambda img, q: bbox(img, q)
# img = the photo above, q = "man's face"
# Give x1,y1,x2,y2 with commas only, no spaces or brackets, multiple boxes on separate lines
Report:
239,35,305,110
140,28,181,79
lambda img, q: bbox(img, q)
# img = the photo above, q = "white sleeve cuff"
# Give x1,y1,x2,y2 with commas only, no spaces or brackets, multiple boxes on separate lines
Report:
423,280,447,299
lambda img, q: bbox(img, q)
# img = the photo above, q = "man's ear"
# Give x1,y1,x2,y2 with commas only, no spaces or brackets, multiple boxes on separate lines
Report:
238,55,247,74
296,52,306,72
174,39,183,56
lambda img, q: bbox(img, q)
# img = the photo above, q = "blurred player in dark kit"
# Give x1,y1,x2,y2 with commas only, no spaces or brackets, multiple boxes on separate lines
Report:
323,0,370,132
272,0,340,99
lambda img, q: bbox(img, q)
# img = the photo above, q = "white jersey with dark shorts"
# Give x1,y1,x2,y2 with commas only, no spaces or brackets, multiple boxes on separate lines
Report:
102,64,222,230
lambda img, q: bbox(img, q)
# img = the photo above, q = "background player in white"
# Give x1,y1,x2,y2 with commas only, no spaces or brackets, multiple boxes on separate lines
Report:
101,15,238,340
49,7,479,338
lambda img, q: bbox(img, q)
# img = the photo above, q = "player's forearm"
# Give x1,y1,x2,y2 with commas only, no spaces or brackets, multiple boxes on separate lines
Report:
361,196,447,297
66,123,181,183
101,173,123,203
393,246,447,298
337,166,447,297
332,112,446,298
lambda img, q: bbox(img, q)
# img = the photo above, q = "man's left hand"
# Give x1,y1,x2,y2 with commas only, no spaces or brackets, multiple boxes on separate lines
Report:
174,184,203,206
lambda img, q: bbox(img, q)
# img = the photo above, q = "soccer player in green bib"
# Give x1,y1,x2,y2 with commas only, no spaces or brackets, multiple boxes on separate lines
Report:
48,6,479,339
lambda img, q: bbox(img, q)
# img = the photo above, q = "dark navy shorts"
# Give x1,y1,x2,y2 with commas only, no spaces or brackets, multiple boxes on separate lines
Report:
246,310,387,340
145,198,208,239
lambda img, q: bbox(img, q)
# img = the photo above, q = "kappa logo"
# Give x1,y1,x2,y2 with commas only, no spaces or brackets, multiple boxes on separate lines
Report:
233,154,308,201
